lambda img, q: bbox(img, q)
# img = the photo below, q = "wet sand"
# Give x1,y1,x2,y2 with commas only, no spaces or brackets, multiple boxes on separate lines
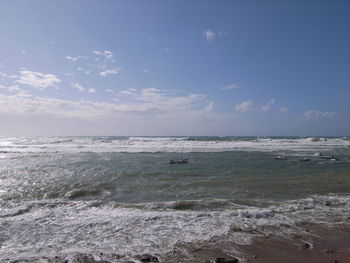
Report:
162,222,350,263
3,223,350,263
240,223,350,263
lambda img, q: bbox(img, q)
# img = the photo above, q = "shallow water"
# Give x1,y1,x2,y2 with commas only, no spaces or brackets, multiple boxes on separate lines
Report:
0,136,349,261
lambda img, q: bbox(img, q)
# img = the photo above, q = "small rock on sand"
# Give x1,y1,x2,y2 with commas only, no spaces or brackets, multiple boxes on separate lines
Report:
215,257,239,263
302,242,311,249
136,254,159,262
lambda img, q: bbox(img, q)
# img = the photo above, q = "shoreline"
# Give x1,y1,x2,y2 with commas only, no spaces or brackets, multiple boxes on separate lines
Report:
161,222,350,263
5,222,349,263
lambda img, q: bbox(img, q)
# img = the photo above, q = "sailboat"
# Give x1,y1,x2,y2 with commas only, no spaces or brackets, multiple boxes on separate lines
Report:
169,146,189,164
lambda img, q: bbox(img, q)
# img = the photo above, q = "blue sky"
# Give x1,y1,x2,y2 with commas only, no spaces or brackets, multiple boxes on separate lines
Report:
0,0,349,136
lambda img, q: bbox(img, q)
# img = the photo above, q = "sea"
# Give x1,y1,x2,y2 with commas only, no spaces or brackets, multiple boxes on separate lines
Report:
0,136,350,262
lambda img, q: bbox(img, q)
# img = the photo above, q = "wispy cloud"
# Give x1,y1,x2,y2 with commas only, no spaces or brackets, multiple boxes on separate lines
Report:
120,88,137,96
99,68,121,77
0,89,206,120
235,100,253,112
93,50,114,61
15,70,61,89
203,101,214,113
261,99,275,112
203,29,228,42
220,84,239,90
218,31,228,37
0,84,24,93
0,71,18,79
88,88,96,93
280,106,288,113
203,29,215,42
65,73,74,77
71,82,85,92
66,56,78,62
303,110,336,120
65,55,88,62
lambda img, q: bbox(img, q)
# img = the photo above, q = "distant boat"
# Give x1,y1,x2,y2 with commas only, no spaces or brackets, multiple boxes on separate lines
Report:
300,157,311,161
319,155,339,161
169,146,189,164
274,155,288,160
169,159,189,164
315,152,339,161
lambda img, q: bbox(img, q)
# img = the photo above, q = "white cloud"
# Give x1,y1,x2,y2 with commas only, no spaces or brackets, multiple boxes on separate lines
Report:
0,84,24,93
0,72,18,79
21,50,27,55
65,56,88,62
218,31,228,37
99,68,121,77
261,99,275,112
66,56,78,62
0,89,206,120
280,106,288,113
138,88,162,102
160,48,169,52
77,67,84,71
93,50,114,61
303,110,336,120
220,84,239,90
88,88,96,93
105,89,114,93
204,101,214,113
71,82,85,92
203,29,215,42
235,100,253,112
143,69,151,73
15,70,61,89
120,88,137,96
65,73,74,77
49,41,55,45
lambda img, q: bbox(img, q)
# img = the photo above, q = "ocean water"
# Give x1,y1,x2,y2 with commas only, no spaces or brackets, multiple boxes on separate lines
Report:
0,136,350,261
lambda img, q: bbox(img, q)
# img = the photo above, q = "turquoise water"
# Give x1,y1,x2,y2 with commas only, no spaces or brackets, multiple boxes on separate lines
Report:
0,136,349,261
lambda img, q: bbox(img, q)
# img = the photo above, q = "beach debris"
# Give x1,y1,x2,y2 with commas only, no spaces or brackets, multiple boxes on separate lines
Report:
302,242,311,249
136,254,159,262
325,249,335,253
215,257,239,263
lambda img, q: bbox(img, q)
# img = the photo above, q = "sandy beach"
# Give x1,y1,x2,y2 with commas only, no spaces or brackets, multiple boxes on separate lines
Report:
160,222,350,263
7,222,347,263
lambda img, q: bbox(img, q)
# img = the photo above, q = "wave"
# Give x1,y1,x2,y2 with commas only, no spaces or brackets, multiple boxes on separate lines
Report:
0,136,349,154
0,194,349,261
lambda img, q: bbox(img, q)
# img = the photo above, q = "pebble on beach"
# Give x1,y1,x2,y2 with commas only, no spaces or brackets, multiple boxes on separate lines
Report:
136,254,159,262
215,257,239,263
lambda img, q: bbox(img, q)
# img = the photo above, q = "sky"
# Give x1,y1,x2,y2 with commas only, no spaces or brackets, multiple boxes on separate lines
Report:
0,0,349,136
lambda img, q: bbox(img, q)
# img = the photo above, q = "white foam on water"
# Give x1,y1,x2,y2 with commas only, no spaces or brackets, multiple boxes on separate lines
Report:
0,194,349,261
0,136,349,154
